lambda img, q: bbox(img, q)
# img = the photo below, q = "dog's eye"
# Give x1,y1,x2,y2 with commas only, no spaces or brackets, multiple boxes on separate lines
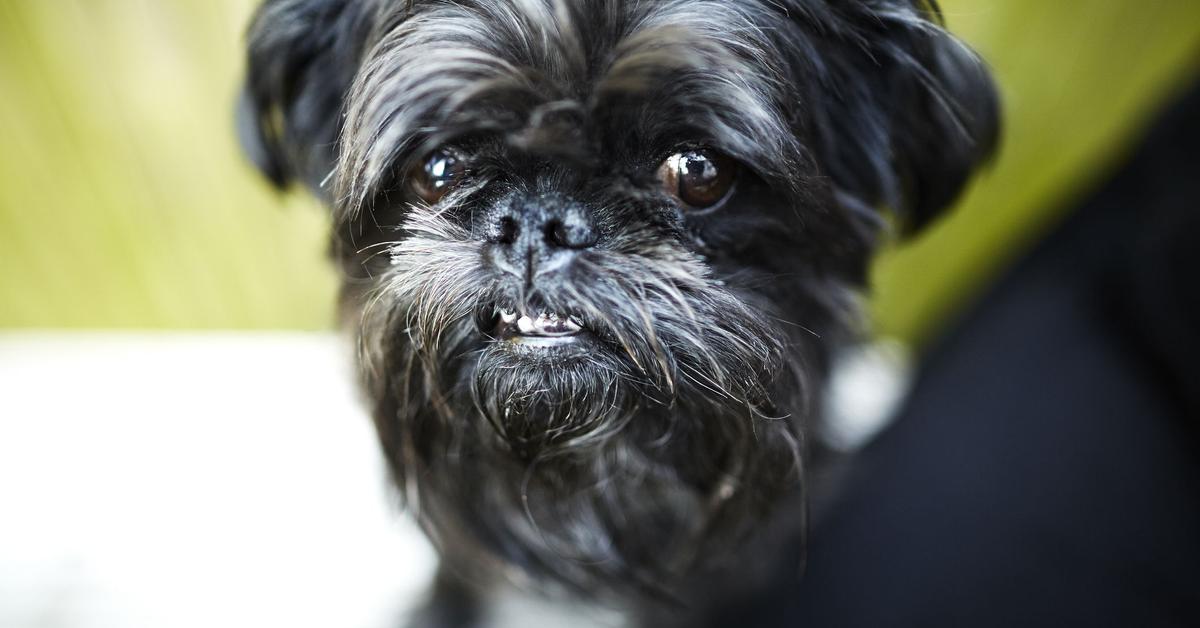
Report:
410,148,466,204
657,149,738,210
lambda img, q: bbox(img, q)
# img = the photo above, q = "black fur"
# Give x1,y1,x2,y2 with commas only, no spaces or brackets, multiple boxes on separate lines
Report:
240,0,997,621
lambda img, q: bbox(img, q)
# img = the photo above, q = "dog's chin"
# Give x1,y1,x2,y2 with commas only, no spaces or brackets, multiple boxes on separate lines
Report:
469,336,637,459
440,333,785,597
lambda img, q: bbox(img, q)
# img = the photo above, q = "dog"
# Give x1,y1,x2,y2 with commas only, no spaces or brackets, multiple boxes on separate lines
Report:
238,0,998,624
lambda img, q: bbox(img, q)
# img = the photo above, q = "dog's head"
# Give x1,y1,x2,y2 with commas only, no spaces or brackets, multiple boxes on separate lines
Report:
241,0,997,599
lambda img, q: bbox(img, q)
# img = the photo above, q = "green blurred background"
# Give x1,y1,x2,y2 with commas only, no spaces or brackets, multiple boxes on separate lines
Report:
1,0,1198,346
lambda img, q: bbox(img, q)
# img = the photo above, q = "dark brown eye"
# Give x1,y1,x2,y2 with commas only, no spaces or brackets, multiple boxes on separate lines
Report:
410,148,466,204
657,149,738,210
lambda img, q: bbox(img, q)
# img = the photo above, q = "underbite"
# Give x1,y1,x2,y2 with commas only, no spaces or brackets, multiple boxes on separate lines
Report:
477,304,592,349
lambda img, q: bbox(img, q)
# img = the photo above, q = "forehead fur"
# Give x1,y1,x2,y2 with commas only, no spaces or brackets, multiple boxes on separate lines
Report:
336,0,802,216
245,0,997,233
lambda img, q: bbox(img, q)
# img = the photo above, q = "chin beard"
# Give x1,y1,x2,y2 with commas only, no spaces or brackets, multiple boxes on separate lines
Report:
346,209,844,597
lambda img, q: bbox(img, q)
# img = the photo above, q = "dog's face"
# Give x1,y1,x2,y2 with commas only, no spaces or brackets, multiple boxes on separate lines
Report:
241,0,997,600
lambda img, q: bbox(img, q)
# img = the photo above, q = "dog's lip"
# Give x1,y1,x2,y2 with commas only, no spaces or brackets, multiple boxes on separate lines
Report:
494,308,584,339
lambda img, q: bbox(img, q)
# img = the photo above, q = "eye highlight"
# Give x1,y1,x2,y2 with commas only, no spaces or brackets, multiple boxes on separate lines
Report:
657,149,739,210
410,147,466,204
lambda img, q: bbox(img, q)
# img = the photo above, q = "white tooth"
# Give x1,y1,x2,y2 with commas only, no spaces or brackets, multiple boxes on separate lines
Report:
564,317,582,332
500,309,517,324
516,315,536,334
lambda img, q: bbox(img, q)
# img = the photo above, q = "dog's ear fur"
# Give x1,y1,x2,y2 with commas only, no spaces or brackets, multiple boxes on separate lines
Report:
792,1,1000,233
237,0,374,196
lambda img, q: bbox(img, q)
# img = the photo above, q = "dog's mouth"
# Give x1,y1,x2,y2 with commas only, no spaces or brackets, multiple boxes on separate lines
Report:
481,306,588,347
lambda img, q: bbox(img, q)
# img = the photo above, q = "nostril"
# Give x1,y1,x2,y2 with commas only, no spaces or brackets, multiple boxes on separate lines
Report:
494,216,519,245
544,219,568,248
544,219,594,249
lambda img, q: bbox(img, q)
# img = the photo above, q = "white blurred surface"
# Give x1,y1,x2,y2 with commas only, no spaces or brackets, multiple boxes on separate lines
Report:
0,333,436,628
821,340,913,452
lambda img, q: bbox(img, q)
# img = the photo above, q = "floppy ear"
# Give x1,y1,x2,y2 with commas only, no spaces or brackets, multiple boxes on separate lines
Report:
237,0,374,197
796,1,1000,233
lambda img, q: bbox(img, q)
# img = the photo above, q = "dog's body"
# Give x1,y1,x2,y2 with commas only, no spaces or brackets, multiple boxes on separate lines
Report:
239,1,997,624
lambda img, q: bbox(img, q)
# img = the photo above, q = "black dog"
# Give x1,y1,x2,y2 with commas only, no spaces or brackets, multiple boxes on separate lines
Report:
239,0,998,624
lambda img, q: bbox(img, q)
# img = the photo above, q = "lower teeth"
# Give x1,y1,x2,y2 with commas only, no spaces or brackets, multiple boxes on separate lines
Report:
497,308,581,337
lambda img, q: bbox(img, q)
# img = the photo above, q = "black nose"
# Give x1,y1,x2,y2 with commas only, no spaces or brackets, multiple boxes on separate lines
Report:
485,197,597,283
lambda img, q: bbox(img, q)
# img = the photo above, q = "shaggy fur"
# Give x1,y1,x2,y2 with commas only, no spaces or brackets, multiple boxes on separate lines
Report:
239,0,997,622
